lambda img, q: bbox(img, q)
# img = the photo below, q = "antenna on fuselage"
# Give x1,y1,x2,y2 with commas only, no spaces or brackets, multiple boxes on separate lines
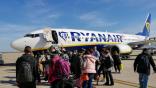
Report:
105,29,108,33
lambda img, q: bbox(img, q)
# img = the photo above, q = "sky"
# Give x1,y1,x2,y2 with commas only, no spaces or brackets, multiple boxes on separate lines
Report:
0,0,156,52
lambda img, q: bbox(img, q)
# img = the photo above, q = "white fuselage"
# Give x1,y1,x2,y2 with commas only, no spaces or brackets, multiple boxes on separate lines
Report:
11,28,146,51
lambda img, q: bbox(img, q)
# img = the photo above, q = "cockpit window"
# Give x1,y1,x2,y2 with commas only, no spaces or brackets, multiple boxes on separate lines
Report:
34,34,40,37
24,34,33,37
24,34,40,38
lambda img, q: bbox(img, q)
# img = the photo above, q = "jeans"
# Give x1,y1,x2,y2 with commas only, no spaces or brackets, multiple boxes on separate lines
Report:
139,73,149,88
114,64,120,73
97,64,105,78
82,73,94,88
105,71,114,85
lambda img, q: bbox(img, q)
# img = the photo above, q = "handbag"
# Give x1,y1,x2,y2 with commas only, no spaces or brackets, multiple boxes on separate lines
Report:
119,63,124,70
81,73,89,81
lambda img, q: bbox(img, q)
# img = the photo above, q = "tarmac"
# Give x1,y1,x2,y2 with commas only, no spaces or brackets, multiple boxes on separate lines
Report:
0,52,156,88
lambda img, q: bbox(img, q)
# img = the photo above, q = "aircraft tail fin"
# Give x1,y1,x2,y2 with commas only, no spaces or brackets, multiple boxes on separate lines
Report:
136,13,151,37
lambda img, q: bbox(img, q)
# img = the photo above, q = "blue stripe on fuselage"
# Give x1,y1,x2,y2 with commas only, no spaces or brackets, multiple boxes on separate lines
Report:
65,45,105,51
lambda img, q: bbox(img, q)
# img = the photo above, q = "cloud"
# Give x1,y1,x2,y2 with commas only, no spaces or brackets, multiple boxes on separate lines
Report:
0,0,61,51
84,0,156,10
114,19,156,37
30,13,60,24
150,19,156,37
0,23,37,35
24,0,47,8
117,0,156,10
114,24,142,34
79,11,118,29
84,0,115,4
23,0,61,25
100,0,114,3
0,22,48,39
0,22,45,52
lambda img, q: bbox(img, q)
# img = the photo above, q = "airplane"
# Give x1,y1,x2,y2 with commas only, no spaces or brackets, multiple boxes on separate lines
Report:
11,14,152,56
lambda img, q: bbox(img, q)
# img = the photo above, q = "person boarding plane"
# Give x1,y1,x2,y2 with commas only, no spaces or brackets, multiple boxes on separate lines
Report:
11,14,153,57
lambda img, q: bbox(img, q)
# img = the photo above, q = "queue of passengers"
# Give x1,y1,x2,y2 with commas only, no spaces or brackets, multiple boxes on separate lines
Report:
16,46,156,88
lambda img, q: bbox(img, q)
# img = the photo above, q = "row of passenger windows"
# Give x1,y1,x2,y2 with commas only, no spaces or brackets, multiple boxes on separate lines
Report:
24,34,40,38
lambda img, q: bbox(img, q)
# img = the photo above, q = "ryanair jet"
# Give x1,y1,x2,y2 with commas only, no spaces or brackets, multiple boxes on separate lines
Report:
11,14,152,55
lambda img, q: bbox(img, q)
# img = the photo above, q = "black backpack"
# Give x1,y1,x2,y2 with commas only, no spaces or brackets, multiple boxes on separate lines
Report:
17,57,34,83
139,54,150,70
105,56,114,68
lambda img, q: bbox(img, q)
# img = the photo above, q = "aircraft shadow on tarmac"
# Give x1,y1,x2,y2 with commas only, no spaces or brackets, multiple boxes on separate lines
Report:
4,76,16,79
0,76,17,86
0,63,15,66
4,68,16,74
0,80,17,86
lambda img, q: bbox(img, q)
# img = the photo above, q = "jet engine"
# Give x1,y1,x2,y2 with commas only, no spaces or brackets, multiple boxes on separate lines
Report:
111,44,132,55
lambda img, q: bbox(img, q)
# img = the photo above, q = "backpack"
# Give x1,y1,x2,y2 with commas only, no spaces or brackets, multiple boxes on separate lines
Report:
105,56,114,68
17,57,34,83
139,54,150,70
62,54,70,61
55,58,70,80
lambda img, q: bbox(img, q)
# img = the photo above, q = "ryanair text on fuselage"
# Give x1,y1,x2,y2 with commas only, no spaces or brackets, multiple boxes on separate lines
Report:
59,31,123,42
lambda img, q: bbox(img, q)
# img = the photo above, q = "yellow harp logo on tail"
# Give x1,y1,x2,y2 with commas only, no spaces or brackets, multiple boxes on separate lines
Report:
146,22,150,32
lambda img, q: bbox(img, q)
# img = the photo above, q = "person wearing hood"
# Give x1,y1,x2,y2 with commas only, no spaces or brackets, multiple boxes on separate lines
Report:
48,46,62,88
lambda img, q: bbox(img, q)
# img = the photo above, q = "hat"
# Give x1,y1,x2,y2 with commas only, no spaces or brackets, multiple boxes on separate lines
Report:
50,50,61,55
48,46,61,56
61,47,66,52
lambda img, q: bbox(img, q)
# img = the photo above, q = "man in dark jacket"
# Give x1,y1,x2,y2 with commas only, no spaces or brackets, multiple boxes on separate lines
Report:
16,46,36,88
134,48,156,88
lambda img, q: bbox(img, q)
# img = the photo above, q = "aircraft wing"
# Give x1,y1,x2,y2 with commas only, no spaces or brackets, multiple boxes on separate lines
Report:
128,39,156,49
130,40,156,44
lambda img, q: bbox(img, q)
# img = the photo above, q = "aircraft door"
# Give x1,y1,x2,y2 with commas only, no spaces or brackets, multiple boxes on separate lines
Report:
43,29,53,42
52,31,58,44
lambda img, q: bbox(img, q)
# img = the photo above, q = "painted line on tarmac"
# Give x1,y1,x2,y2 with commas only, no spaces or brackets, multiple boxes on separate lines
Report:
115,79,156,88
0,84,13,87
115,79,138,88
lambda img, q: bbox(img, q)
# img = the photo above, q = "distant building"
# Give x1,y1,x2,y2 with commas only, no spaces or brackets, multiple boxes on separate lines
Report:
149,37,156,40
0,53,4,65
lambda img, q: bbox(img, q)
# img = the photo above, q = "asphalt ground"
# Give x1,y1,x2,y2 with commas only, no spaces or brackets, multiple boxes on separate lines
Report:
0,52,156,88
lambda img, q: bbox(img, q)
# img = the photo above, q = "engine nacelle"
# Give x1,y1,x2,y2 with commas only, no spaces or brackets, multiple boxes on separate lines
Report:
111,44,132,54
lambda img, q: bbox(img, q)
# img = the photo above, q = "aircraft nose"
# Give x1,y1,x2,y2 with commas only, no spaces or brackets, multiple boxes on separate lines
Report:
11,38,25,51
11,40,19,50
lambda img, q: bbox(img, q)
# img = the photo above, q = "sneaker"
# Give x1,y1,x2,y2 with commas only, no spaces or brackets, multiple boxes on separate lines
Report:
110,83,114,86
104,83,109,86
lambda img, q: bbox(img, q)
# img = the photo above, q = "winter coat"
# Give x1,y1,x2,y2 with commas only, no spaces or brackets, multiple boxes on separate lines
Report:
134,53,156,75
16,54,36,82
112,55,121,65
99,53,114,71
82,54,96,73
48,55,61,83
